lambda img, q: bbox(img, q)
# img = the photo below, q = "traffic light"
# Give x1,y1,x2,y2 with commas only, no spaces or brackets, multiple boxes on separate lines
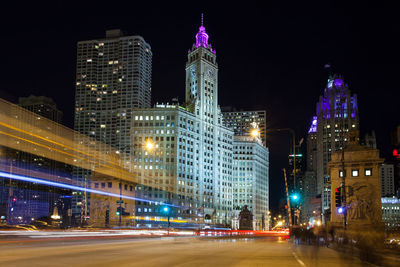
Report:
337,207,345,214
163,206,169,213
116,206,129,216
335,187,342,208
291,193,300,202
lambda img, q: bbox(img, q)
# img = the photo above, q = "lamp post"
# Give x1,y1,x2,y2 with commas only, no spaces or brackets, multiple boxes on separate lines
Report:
115,139,156,228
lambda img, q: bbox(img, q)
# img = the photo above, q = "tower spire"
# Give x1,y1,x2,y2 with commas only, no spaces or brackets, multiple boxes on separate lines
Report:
195,13,209,49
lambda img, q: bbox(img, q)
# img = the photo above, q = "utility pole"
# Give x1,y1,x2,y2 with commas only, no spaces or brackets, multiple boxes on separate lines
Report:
119,182,122,227
80,175,87,227
282,168,292,228
340,97,347,230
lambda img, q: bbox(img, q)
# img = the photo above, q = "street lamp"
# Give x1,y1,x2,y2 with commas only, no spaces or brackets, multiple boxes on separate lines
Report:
163,206,170,234
145,139,155,151
250,129,260,138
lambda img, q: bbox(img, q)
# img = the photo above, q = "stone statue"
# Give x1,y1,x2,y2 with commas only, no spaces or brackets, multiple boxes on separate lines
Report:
239,205,253,230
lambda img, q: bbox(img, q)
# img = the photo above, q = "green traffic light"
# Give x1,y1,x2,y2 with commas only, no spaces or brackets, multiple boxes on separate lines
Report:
116,211,120,216
291,194,300,201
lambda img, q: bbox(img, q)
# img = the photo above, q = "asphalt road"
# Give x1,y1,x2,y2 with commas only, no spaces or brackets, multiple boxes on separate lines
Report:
0,236,370,267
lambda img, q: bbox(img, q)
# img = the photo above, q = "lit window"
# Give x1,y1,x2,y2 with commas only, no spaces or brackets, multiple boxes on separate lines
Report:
100,124,106,128
339,170,346,177
352,170,359,177
365,169,372,176
87,59,92,62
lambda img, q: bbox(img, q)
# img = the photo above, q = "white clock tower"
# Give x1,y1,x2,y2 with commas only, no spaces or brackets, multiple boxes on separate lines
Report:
185,14,218,124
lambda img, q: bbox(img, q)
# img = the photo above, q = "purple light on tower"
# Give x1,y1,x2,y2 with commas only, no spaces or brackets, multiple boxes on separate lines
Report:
334,79,343,87
308,116,318,133
195,14,209,48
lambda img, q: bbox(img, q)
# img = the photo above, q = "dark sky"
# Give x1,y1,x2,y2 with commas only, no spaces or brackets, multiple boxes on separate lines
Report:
1,1,399,211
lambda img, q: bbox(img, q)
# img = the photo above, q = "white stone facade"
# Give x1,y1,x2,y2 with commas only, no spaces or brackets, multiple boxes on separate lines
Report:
232,136,269,230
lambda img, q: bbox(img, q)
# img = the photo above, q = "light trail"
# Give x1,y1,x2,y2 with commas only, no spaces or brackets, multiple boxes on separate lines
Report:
0,120,121,168
0,171,178,208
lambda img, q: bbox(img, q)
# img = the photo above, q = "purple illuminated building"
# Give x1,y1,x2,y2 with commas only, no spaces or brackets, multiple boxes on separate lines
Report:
308,74,359,220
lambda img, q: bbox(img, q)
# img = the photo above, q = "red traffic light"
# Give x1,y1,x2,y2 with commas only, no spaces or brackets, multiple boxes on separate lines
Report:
12,197,17,202
393,149,400,159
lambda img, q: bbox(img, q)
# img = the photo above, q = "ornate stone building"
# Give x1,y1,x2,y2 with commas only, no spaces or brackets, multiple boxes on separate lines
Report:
329,132,384,229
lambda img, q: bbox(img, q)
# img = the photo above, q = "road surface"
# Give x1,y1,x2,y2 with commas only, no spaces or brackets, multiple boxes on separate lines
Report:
0,236,370,266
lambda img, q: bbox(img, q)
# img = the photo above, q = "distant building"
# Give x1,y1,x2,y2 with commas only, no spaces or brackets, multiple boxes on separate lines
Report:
381,197,400,231
73,29,152,221
222,108,267,145
19,95,62,123
390,126,400,195
232,135,269,230
301,117,319,223
362,131,377,149
380,163,395,197
311,74,359,215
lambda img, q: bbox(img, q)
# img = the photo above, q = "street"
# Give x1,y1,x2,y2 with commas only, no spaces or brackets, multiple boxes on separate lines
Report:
0,236,369,267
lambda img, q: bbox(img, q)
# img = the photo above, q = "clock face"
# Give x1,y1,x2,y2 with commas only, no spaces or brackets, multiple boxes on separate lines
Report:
207,68,214,78
191,67,196,78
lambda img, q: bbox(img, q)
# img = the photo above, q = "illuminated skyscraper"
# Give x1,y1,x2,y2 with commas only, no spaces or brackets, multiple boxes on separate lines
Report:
312,74,359,216
131,17,234,226
73,29,152,221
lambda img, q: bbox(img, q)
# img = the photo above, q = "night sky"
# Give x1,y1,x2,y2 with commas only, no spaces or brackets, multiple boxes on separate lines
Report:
1,2,399,211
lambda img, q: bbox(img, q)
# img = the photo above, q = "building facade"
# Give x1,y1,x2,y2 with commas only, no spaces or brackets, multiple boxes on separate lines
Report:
0,96,70,225
232,135,269,230
72,29,152,221
381,197,400,231
301,117,319,223
313,75,359,215
130,20,235,226
222,108,267,145
329,132,384,229
380,163,395,197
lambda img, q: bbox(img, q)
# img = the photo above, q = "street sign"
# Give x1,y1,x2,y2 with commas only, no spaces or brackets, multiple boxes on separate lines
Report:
116,200,124,204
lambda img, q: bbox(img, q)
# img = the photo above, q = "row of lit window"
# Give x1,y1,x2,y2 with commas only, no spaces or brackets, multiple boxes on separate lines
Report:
339,168,372,177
